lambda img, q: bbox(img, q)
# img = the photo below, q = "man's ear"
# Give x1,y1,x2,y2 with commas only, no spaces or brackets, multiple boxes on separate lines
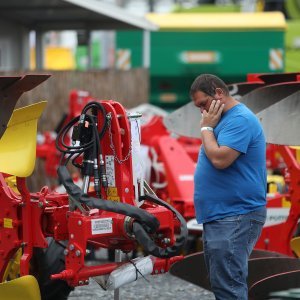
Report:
215,88,224,99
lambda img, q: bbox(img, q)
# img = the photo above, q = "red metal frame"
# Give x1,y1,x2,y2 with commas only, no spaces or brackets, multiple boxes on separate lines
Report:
0,97,183,286
33,76,300,262
256,145,300,256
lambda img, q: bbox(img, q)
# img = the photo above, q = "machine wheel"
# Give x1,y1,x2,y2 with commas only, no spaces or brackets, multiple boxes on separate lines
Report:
31,237,74,300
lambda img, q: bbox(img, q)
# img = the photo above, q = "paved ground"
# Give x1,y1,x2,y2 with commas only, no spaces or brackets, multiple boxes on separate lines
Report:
69,272,215,300
68,249,215,300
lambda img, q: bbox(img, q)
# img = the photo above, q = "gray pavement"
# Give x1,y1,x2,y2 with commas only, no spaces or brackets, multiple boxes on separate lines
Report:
68,272,215,300
68,249,214,300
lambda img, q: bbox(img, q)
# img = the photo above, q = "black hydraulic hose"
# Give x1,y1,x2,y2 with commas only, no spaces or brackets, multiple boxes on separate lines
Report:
132,194,188,258
82,101,107,139
57,166,159,234
55,115,94,154
55,102,107,158
58,165,187,258
132,222,179,258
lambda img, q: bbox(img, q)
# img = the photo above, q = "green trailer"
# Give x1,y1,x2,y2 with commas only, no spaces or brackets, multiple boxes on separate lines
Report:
116,12,286,108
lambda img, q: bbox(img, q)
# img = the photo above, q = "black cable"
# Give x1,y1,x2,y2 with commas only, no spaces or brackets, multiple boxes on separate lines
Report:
131,194,188,258
58,165,187,258
57,166,160,234
82,101,107,139
55,102,107,161
55,102,108,196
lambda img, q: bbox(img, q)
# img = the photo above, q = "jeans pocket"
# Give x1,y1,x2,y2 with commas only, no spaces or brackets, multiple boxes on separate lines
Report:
247,219,264,250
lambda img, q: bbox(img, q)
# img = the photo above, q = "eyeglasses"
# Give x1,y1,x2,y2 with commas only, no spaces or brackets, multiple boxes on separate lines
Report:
193,92,214,111
197,95,212,110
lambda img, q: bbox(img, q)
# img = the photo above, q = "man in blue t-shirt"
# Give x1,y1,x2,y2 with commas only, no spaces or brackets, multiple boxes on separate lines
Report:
191,74,267,300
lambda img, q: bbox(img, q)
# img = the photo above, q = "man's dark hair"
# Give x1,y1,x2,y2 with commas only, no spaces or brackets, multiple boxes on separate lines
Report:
190,74,229,98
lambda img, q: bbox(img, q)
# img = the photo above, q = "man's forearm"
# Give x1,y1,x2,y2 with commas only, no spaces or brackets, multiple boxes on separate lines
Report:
201,130,220,163
201,130,240,169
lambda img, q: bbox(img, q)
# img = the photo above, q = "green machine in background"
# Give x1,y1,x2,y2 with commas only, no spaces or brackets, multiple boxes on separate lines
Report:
116,12,286,108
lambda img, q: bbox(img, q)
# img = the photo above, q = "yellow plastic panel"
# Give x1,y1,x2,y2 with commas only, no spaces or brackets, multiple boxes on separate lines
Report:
0,275,41,300
291,237,300,258
290,146,300,162
0,101,47,177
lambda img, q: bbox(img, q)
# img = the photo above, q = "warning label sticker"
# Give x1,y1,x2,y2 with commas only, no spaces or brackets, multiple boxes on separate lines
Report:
3,218,13,229
105,155,116,187
107,187,118,197
91,218,113,235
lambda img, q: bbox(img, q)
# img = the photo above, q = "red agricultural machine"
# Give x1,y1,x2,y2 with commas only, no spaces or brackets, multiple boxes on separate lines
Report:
2,72,300,299
38,73,300,266
0,75,187,300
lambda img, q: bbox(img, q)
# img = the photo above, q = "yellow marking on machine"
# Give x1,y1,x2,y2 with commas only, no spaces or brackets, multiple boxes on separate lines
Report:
107,187,118,197
3,218,13,229
281,197,291,208
107,196,121,202
4,176,19,194
291,237,300,258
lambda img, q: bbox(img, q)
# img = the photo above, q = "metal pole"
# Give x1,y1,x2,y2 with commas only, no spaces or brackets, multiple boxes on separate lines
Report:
87,30,92,69
142,30,150,68
114,249,122,300
35,30,44,70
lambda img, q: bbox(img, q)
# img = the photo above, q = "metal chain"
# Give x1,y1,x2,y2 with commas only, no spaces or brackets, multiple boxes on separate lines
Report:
107,113,132,164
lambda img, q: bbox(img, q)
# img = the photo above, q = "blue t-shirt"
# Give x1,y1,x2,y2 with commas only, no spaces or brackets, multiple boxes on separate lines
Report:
194,103,267,224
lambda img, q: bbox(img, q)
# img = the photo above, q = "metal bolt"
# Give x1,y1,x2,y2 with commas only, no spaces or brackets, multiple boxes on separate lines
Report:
79,281,84,285
78,220,82,226
85,280,89,284
70,234,74,239
69,244,74,250
154,269,158,274
125,188,129,193
75,250,81,257
64,249,69,256
163,238,171,244
161,269,165,273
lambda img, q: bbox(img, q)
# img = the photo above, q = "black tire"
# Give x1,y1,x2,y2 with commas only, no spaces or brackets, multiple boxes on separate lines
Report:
31,237,74,300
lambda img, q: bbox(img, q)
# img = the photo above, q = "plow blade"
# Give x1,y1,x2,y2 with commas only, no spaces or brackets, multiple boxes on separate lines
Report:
227,82,265,100
248,257,300,296
169,251,210,290
164,82,300,139
256,72,300,84
256,90,300,145
170,250,300,299
248,249,289,259
241,81,300,114
0,74,50,139
164,101,202,139
164,81,265,139
170,250,288,288
249,270,300,300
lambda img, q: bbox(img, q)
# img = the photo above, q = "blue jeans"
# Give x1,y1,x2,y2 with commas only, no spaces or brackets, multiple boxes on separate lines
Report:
203,207,266,300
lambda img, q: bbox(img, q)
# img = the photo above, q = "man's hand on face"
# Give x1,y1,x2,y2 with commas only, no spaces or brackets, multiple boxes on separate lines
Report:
200,100,224,128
